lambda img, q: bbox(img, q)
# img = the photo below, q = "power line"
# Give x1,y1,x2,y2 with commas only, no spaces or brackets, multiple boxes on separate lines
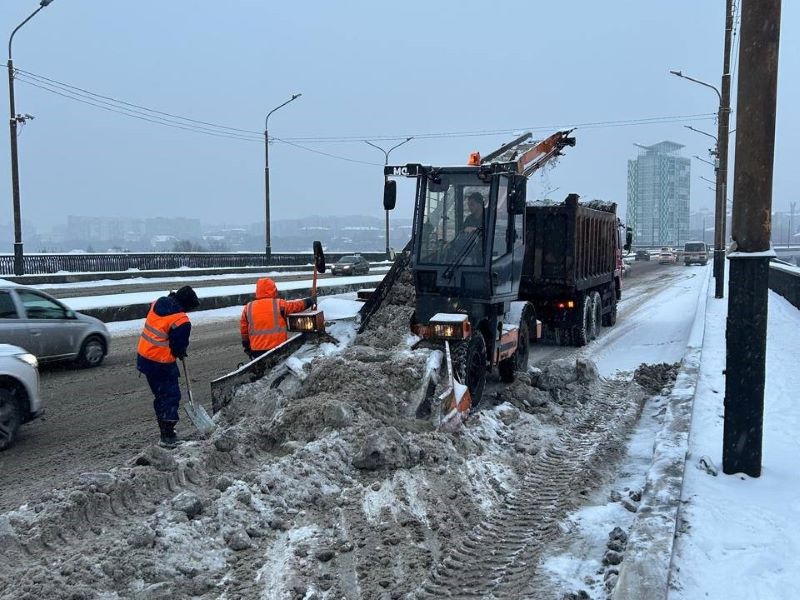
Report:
15,67,263,136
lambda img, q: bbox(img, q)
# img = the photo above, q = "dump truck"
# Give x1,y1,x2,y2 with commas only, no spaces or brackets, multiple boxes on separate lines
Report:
521,195,628,346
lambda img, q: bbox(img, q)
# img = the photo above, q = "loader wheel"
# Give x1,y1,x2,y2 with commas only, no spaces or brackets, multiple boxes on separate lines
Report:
571,296,591,347
499,320,530,383
453,334,487,410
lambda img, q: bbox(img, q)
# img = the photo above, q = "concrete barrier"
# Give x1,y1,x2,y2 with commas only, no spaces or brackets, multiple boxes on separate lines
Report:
79,280,378,323
769,261,800,309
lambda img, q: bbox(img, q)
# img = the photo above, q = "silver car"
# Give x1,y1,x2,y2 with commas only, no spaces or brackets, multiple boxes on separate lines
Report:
0,283,110,367
0,343,43,450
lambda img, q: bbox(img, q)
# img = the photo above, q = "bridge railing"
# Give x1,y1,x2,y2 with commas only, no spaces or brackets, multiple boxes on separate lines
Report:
0,251,389,275
769,261,800,310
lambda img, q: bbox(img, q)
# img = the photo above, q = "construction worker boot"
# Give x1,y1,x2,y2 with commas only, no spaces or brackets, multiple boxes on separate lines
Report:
158,420,182,448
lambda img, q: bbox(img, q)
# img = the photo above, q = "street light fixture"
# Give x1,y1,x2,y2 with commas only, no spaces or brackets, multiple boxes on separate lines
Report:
7,0,56,276
670,49,733,300
263,93,301,261
693,154,718,169
364,137,413,257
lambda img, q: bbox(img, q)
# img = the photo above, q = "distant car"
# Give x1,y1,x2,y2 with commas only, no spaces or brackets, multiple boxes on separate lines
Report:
635,250,651,261
331,255,370,276
658,251,677,265
0,283,110,368
684,241,709,266
0,343,43,450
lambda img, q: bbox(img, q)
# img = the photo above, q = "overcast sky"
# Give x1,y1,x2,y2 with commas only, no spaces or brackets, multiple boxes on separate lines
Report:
1,0,797,232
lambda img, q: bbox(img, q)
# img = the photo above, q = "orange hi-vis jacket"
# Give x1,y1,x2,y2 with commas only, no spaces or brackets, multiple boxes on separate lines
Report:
240,278,309,351
137,302,190,363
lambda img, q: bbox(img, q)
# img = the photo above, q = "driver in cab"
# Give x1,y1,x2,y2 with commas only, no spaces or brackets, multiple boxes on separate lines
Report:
463,192,485,233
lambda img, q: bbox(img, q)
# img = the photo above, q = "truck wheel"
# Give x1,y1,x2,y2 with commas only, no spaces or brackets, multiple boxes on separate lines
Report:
572,295,591,347
0,389,22,451
589,292,601,340
602,291,618,327
453,334,487,410
499,320,530,383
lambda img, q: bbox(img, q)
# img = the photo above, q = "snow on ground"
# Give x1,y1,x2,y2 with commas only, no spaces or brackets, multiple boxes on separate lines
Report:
107,293,363,337
669,290,800,600
588,267,708,376
61,274,384,311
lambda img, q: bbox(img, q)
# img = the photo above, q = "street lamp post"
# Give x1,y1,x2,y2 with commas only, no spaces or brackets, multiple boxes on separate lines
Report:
671,3,733,299
263,93,301,262
7,0,55,276
364,137,413,257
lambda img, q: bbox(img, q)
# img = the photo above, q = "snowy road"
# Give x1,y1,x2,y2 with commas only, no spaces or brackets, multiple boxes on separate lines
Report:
529,262,709,376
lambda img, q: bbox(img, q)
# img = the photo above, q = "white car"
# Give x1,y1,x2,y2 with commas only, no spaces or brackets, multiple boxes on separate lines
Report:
0,343,43,450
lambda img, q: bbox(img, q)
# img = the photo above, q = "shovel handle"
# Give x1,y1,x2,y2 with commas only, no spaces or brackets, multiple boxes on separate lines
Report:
180,358,194,400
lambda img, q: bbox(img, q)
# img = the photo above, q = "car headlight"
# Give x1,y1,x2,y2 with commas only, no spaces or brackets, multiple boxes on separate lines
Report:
15,352,38,368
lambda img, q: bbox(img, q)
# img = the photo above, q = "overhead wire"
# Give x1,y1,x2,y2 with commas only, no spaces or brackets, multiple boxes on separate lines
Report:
14,65,717,165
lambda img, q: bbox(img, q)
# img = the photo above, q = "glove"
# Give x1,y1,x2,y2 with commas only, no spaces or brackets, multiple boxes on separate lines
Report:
174,351,187,360
306,296,316,310
242,341,251,353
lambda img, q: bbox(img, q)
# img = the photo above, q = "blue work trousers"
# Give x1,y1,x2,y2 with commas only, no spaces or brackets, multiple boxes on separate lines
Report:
145,372,181,422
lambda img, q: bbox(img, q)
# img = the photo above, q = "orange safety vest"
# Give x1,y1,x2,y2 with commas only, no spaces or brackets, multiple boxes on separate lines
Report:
241,297,306,351
137,303,190,363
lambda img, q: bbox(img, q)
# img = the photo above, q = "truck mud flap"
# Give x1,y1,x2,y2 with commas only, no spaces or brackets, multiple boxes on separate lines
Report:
357,240,412,334
210,333,306,413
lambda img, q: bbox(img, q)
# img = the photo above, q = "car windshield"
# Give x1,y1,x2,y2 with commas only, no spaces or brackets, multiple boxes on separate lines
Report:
338,257,357,263
419,173,489,266
685,243,705,252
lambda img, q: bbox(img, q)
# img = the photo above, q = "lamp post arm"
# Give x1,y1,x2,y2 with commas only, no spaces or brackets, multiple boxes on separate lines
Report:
8,7,44,61
669,70,721,102
265,93,301,131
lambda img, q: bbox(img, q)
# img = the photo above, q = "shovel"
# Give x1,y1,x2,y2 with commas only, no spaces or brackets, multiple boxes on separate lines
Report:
180,358,216,436
437,340,472,432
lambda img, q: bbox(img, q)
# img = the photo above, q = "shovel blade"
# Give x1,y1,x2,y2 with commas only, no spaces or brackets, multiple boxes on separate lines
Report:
185,400,215,436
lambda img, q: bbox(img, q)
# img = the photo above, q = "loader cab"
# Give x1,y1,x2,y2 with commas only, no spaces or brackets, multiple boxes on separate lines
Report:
385,163,527,324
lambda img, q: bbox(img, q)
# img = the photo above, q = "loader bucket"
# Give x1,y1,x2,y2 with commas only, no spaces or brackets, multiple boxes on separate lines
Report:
436,340,472,432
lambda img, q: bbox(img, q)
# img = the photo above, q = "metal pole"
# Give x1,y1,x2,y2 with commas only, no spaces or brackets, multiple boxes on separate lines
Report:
6,4,51,276
262,93,301,262
790,201,796,246
365,137,412,258
723,0,781,478
264,129,270,261
7,58,23,275
714,0,735,299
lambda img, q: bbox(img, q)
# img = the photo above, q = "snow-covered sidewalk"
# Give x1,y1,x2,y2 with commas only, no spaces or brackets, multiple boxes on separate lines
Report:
670,288,800,598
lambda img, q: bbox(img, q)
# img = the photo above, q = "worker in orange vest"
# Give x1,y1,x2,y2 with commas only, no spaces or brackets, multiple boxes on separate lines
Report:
136,286,200,447
240,277,313,359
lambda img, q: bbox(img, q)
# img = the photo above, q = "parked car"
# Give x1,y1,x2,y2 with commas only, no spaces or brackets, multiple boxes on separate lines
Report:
684,241,709,266
0,343,43,450
635,249,651,261
658,250,677,264
0,283,110,367
331,255,370,276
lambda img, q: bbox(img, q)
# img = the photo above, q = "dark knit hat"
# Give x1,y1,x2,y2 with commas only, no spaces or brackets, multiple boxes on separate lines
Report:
174,286,199,311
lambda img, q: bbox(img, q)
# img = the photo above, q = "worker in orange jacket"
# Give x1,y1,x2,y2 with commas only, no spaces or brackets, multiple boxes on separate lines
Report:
240,277,313,359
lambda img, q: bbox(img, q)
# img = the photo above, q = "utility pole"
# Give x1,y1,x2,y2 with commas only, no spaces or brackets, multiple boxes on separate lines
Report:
7,0,55,276
790,201,797,246
264,93,301,262
723,0,781,478
715,0,735,299
364,137,413,258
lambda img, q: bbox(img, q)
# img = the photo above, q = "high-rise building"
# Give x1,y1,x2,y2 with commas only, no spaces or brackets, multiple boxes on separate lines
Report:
627,141,691,247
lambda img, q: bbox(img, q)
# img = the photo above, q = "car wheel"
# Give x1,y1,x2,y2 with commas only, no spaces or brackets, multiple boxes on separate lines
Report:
77,335,106,368
0,389,22,451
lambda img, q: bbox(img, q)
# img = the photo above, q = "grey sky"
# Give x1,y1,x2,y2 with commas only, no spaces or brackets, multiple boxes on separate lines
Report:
1,1,797,232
